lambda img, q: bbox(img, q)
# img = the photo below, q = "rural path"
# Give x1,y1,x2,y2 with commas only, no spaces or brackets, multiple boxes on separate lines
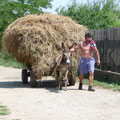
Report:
0,66,120,120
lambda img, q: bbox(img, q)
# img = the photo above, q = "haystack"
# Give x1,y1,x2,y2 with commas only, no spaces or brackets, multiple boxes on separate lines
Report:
2,13,88,79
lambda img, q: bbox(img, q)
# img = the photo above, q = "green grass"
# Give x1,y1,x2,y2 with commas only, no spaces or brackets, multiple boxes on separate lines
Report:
0,104,20,120
0,105,10,116
0,52,25,69
12,119,20,120
83,79,120,91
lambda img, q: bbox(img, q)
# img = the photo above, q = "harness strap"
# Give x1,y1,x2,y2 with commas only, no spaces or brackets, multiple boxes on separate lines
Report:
52,55,63,76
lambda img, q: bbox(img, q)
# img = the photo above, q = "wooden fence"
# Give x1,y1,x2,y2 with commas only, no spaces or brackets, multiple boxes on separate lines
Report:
91,28,120,73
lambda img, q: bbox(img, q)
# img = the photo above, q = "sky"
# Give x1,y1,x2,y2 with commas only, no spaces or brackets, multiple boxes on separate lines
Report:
45,0,88,14
45,0,120,14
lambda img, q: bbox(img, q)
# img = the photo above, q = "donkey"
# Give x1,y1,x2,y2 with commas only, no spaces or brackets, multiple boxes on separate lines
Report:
54,42,75,90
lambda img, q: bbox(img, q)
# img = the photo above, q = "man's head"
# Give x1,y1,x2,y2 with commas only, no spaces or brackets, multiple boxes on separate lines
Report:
85,32,91,43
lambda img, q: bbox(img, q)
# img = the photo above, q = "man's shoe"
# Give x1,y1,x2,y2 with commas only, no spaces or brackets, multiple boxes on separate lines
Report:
79,83,83,90
88,85,95,91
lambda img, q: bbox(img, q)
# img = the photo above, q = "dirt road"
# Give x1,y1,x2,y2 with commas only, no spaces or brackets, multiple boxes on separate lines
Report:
0,66,120,120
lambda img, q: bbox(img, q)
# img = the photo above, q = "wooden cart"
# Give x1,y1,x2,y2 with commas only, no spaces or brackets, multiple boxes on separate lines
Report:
21,68,76,88
22,69,37,87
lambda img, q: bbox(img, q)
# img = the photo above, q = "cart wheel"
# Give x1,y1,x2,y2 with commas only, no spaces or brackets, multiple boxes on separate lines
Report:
27,72,30,77
68,73,76,86
30,71,36,87
22,69,28,84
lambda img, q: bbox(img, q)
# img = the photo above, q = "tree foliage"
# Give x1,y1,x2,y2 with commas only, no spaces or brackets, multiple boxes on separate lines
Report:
57,0,120,30
0,0,53,48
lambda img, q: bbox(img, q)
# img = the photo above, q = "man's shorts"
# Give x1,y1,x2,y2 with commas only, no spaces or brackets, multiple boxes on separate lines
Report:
79,57,95,74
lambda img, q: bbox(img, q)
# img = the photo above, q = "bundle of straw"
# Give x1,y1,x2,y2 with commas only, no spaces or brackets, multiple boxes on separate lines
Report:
2,13,87,79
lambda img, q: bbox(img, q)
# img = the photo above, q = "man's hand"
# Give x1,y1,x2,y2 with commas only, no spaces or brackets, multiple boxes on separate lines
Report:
94,47,100,66
97,60,100,66
70,48,75,52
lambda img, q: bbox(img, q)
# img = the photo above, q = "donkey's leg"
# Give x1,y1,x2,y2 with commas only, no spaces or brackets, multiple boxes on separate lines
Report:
55,71,59,88
57,73,61,89
59,72,63,90
65,70,69,90
58,77,60,89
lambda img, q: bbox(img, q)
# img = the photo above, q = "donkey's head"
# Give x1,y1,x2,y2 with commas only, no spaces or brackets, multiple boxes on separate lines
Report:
61,42,75,65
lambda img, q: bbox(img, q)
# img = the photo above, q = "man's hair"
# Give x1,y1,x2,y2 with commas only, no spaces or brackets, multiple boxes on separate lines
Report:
85,32,91,38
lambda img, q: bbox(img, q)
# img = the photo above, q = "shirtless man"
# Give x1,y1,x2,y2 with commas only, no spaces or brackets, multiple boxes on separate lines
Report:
70,32,100,91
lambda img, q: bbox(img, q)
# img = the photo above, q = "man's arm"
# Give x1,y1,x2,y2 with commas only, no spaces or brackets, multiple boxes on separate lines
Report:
70,42,81,52
94,47,100,66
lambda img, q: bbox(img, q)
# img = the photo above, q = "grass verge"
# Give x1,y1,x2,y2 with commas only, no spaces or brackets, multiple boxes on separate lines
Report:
0,104,20,120
0,52,25,69
0,105,10,116
83,79,120,91
12,119,20,120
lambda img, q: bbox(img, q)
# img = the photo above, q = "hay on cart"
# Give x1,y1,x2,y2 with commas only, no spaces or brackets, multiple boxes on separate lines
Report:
2,13,88,79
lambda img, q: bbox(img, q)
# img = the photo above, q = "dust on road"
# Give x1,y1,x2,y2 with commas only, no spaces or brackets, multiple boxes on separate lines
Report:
0,66,120,120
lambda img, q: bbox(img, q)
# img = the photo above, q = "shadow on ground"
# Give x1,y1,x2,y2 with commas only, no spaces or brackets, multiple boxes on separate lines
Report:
0,79,59,93
0,80,56,88
0,81,30,88
0,79,76,93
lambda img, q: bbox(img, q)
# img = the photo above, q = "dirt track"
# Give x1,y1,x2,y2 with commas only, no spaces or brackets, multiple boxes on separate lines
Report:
0,66,120,120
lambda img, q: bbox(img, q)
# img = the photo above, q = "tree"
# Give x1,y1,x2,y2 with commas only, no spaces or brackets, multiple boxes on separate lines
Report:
0,0,53,48
56,0,120,29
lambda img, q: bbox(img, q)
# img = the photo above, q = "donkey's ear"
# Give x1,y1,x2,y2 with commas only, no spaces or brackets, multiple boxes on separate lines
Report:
62,42,65,49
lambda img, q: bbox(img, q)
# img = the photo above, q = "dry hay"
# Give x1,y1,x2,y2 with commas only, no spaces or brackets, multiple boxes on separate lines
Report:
2,13,88,79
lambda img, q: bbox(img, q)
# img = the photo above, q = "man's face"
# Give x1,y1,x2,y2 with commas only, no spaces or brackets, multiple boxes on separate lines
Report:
85,37,91,43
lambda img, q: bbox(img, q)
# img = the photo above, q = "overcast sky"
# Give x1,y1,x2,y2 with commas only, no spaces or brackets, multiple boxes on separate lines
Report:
44,0,120,14
44,0,88,14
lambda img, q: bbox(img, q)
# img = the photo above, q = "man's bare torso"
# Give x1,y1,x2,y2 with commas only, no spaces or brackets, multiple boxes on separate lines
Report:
79,41,93,58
